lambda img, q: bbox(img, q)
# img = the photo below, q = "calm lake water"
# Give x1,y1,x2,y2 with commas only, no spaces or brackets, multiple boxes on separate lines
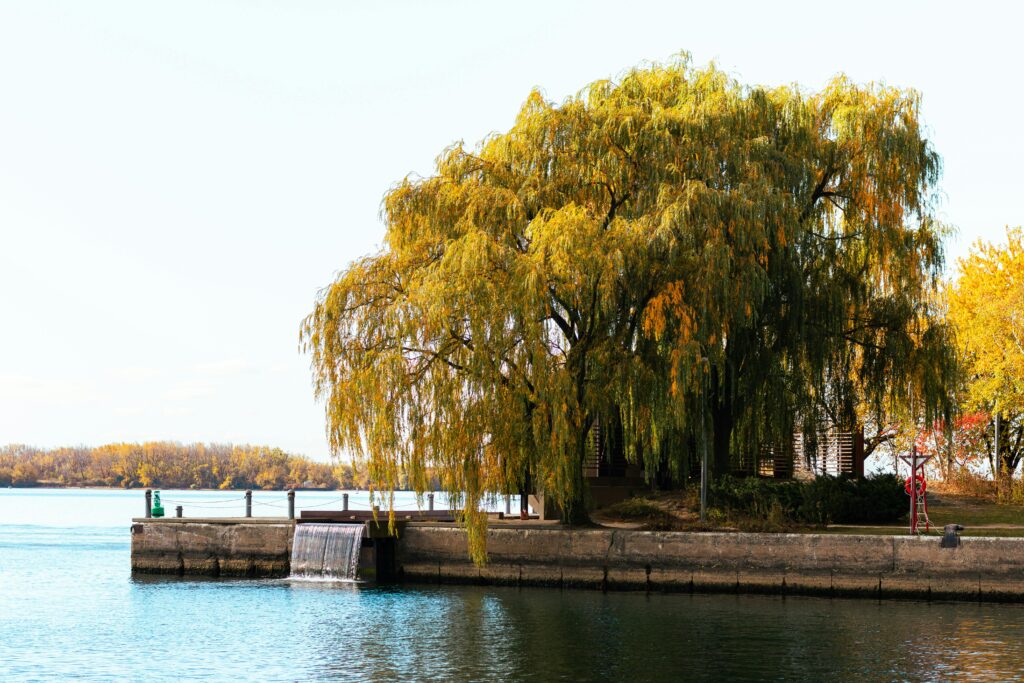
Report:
2,489,1024,681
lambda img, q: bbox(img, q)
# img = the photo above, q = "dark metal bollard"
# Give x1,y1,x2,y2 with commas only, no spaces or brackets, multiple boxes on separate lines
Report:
245,490,252,518
343,493,349,511
175,505,183,518
428,493,434,511
941,523,964,548
287,490,295,520
145,489,152,519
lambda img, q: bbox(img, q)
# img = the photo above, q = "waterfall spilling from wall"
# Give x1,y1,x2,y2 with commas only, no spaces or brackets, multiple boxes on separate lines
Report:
290,523,363,580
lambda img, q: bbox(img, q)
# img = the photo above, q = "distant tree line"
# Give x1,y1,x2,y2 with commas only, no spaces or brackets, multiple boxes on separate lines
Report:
0,442,422,490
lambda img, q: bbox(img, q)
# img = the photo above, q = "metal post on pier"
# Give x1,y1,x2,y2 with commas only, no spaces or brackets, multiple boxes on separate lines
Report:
175,505,182,518
342,493,349,511
428,493,435,511
287,490,295,520
245,490,252,518
145,489,152,519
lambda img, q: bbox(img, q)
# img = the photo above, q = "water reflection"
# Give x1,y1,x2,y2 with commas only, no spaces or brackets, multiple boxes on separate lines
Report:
278,584,1024,682
3,490,1024,681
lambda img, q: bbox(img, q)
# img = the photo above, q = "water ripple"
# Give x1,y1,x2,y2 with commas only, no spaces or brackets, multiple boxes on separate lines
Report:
3,490,1024,681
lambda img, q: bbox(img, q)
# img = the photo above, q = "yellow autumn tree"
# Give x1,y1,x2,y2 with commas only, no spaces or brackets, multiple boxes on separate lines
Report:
303,54,957,560
948,227,1024,481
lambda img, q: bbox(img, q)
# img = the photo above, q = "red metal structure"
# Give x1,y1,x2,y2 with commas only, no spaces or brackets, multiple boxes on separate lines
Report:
900,445,933,534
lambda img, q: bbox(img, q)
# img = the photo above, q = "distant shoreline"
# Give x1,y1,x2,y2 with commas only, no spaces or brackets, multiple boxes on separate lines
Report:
0,442,375,492
1,484,433,493
3,483,336,492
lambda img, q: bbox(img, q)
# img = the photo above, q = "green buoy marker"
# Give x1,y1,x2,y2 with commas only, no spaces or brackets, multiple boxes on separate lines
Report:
151,490,165,518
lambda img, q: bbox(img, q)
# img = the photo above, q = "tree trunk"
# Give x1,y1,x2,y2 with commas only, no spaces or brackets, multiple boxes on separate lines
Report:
561,426,591,525
559,344,592,525
561,491,590,524
710,378,734,478
560,483,589,524
705,354,740,480
606,407,626,476
1005,416,1024,476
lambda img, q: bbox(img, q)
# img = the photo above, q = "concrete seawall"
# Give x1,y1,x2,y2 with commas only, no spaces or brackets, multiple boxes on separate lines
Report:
131,519,293,578
397,526,1024,601
130,520,1024,601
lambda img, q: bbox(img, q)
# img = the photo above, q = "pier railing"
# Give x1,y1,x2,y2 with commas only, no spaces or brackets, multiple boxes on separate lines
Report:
142,489,527,521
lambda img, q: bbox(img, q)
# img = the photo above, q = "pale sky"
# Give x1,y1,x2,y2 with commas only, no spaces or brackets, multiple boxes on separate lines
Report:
1,1,1021,461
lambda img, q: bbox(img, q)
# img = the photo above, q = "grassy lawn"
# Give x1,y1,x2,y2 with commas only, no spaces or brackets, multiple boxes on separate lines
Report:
594,490,1024,537
924,492,1024,526
824,526,1024,537
825,493,1024,537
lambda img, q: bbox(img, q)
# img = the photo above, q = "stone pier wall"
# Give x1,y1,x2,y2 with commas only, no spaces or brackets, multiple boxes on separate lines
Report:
130,520,1024,601
396,526,1024,601
131,519,293,578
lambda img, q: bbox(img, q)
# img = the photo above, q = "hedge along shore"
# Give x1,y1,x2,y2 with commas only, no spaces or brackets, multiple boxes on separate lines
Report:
396,525,1024,602
130,520,1024,602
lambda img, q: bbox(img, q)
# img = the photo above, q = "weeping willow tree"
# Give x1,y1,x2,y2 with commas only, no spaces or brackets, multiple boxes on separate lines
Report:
303,54,956,559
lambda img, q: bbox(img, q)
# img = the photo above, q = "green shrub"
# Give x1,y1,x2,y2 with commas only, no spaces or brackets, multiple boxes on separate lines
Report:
711,473,905,525
605,497,666,520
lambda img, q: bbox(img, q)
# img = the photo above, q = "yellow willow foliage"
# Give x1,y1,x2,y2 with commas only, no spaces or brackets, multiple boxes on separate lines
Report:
302,54,957,562
949,228,1024,413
